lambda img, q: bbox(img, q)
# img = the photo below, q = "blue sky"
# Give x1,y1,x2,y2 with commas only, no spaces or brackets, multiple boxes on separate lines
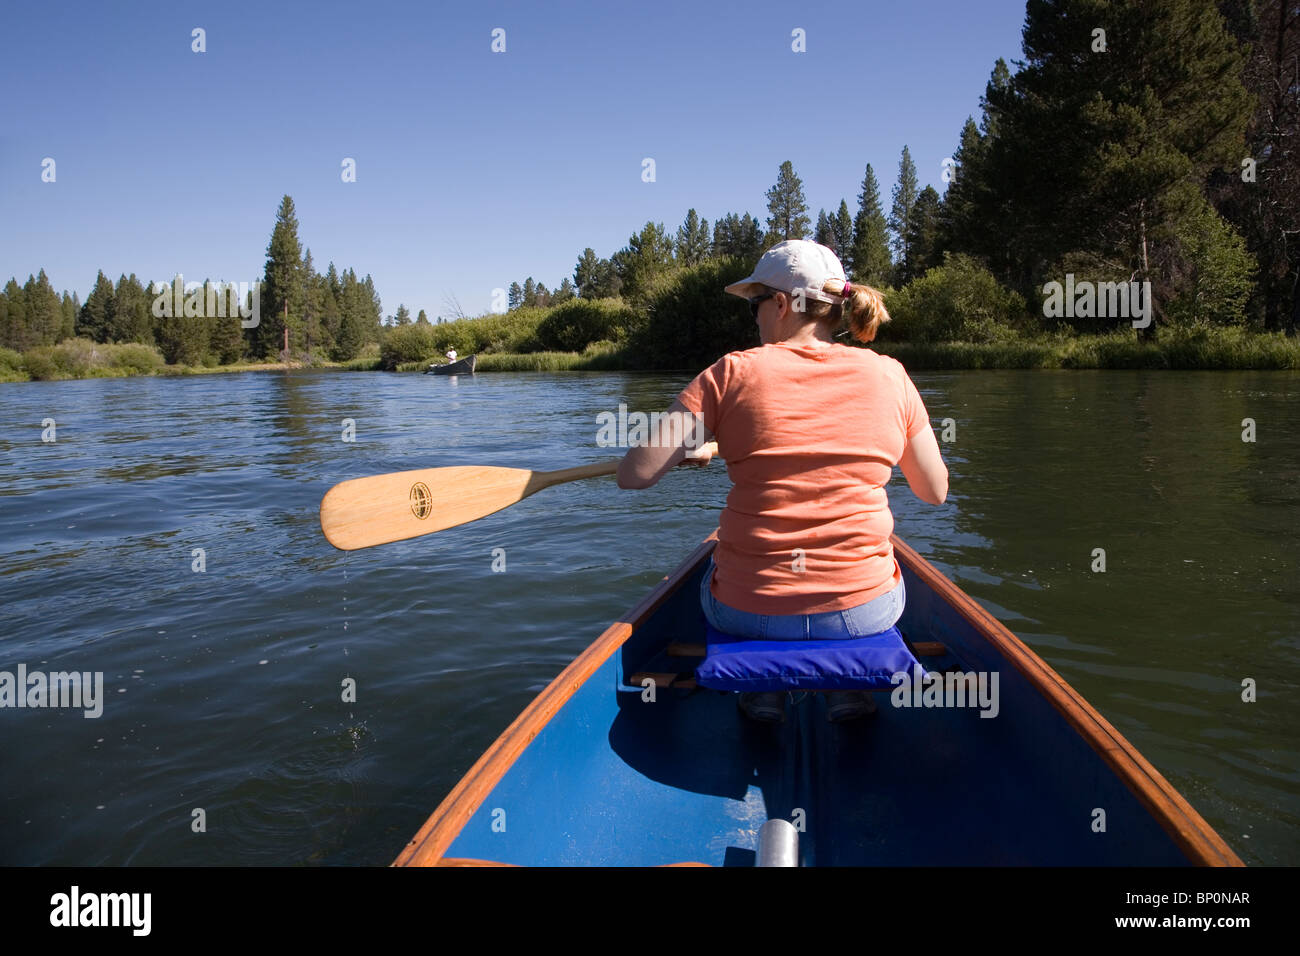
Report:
0,0,1027,318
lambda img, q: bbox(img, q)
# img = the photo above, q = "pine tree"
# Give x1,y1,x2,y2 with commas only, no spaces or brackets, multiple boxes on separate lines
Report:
522,278,536,306
711,216,737,257
331,269,367,361
254,195,305,359
832,202,854,270
108,274,152,343
574,249,599,297
851,165,893,285
675,209,712,266
902,187,943,282
554,277,576,303
888,146,919,268
361,274,383,339
320,264,342,346
534,283,550,307
22,271,62,347
937,61,1017,282
980,0,1252,336
938,118,988,261
982,58,1012,139
739,213,764,260
416,309,429,324
1210,0,1299,331
208,283,246,365
765,161,811,244
300,248,327,358
1,279,26,351
394,304,411,325
77,271,116,342
814,209,835,250
153,274,211,365
508,281,524,309
59,292,77,341
612,223,673,301
579,256,620,298
712,213,764,260
326,261,343,301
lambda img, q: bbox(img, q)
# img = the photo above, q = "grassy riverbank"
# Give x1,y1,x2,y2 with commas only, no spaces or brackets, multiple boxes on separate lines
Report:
0,339,381,382
401,328,1300,374
5,328,1298,382
873,328,1300,370
392,341,631,373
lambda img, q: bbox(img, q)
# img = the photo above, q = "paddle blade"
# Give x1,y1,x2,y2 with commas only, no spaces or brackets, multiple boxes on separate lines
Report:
320,465,540,550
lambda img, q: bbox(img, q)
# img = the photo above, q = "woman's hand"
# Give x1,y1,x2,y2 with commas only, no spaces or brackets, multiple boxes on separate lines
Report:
679,440,718,467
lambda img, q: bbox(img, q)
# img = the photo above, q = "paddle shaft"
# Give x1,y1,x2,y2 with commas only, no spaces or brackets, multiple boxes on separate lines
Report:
535,459,619,487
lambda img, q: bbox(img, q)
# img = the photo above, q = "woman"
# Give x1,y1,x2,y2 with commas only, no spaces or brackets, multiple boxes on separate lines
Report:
617,240,948,723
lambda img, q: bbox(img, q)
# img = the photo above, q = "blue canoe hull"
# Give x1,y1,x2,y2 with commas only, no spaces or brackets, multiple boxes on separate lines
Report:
396,534,1241,867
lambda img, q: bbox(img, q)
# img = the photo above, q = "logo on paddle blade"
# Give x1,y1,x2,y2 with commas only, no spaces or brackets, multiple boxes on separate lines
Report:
410,482,433,519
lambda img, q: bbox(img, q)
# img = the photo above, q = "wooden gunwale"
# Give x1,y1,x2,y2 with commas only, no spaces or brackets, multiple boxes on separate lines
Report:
394,532,1243,867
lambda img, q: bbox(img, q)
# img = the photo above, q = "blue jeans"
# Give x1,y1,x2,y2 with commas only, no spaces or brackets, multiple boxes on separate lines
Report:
699,556,905,640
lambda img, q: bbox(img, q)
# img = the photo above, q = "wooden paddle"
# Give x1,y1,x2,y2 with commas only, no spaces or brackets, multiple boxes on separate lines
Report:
320,441,719,550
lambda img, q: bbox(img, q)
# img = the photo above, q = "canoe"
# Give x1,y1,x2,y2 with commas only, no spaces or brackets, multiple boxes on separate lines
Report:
426,355,477,375
394,533,1243,867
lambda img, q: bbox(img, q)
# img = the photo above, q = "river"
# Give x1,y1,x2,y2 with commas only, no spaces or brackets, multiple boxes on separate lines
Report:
0,367,1295,864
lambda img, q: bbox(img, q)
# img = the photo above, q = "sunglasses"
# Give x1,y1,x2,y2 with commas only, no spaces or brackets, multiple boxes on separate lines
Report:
748,293,775,320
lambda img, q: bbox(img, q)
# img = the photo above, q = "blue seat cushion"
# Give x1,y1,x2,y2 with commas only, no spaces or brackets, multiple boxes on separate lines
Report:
695,623,920,692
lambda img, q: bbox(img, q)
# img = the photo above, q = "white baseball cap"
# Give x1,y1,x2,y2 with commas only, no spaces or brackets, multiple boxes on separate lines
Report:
724,239,847,305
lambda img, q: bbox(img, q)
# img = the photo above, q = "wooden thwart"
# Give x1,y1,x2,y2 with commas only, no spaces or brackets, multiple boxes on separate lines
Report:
910,641,948,657
667,642,706,657
630,671,697,690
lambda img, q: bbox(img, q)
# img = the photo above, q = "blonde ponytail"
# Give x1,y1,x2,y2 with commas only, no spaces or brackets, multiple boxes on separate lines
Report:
818,279,891,342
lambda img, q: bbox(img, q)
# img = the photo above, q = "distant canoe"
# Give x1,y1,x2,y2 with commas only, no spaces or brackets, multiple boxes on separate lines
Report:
426,355,477,375
393,533,1243,867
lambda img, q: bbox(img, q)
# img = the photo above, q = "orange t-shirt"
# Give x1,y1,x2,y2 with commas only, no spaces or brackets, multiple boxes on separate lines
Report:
676,341,931,615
